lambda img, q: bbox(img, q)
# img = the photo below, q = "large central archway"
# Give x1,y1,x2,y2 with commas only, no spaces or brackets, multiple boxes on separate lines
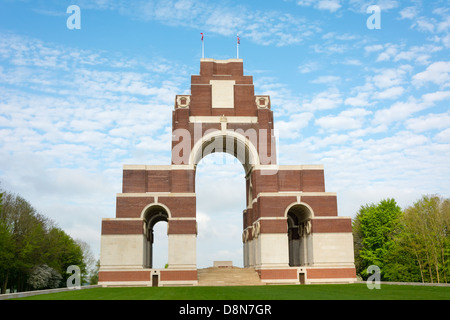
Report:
191,130,259,268
195,152,246,268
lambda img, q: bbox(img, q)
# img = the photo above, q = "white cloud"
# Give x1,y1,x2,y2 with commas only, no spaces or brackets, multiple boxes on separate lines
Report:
421,90,450,105
316,108,371,132
373,97,423,125
371,66,410,89
442,34,450,48
312,43,348,54
91,0,321,47
435,128,450,143
393,45,442,65
316,115,361,132
413,61,450,87
311,75,341,84
298,61,320,74
376,44,399,62
399,6,418,20
345,92,371,107
365,44,384,53
437,16,450,33
407,8,450,34
349,0,399,13
275,112,314,139
317,0,342,12
196,211,211,233
297,0,342,12
373,86,405,100
405,113,450,133
302,88,343,111
372,43,441,65
373,90,450,125
415,17,436,33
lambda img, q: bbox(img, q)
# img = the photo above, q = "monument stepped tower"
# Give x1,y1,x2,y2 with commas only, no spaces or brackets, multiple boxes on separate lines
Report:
99,58,357,286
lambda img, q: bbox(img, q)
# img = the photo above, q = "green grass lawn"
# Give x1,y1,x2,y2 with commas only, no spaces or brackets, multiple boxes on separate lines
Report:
11,284,450,300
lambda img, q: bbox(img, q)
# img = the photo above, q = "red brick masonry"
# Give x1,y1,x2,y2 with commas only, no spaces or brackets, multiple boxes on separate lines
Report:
160,270,198,281
258,268,356,280
311,218,352,233
98,271,150,282
98,270,198,282
258,269,298,280
307,268,356,279
102,219,143,235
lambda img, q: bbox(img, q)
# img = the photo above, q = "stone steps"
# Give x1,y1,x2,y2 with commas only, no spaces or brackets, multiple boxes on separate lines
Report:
197,267,263,286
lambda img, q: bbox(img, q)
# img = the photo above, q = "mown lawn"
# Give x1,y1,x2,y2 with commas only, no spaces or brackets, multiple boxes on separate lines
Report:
11,284,450,300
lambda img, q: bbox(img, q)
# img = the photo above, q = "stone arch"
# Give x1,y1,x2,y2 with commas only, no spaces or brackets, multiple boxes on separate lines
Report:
285,202,314,220
142,204,170,268
286,202,313,267
189,130,260,174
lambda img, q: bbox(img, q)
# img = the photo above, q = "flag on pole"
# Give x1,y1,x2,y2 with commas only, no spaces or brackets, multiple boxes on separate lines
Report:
201,33,204,58
237,34,240,59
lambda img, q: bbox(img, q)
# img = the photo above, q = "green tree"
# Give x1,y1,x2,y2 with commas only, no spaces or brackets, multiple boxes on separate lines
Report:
399,195,449,283
382,231,423,282
0,189,88,292
353,198,402,280
0,191,15,293
45,227,85,286
0,192,47,291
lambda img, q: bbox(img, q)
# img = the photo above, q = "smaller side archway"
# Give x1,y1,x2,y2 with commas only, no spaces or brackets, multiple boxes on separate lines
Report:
286,203,313,267
142,204,170,268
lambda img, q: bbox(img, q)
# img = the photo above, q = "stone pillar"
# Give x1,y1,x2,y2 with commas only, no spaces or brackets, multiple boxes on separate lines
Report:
168,234,197,269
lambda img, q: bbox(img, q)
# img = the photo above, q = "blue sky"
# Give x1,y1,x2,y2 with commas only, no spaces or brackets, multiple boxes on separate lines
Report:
0,0,449,268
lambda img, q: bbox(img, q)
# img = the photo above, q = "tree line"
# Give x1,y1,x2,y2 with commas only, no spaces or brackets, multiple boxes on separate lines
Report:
353,195,450,283
0,188,97,294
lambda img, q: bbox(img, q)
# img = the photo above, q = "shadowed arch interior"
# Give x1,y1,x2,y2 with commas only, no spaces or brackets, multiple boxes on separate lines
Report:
287,204,312,267
143,205,169,268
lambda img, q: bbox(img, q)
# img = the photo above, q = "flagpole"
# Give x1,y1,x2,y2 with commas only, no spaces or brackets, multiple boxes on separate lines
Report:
237,34,239,59
201,33,204,58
